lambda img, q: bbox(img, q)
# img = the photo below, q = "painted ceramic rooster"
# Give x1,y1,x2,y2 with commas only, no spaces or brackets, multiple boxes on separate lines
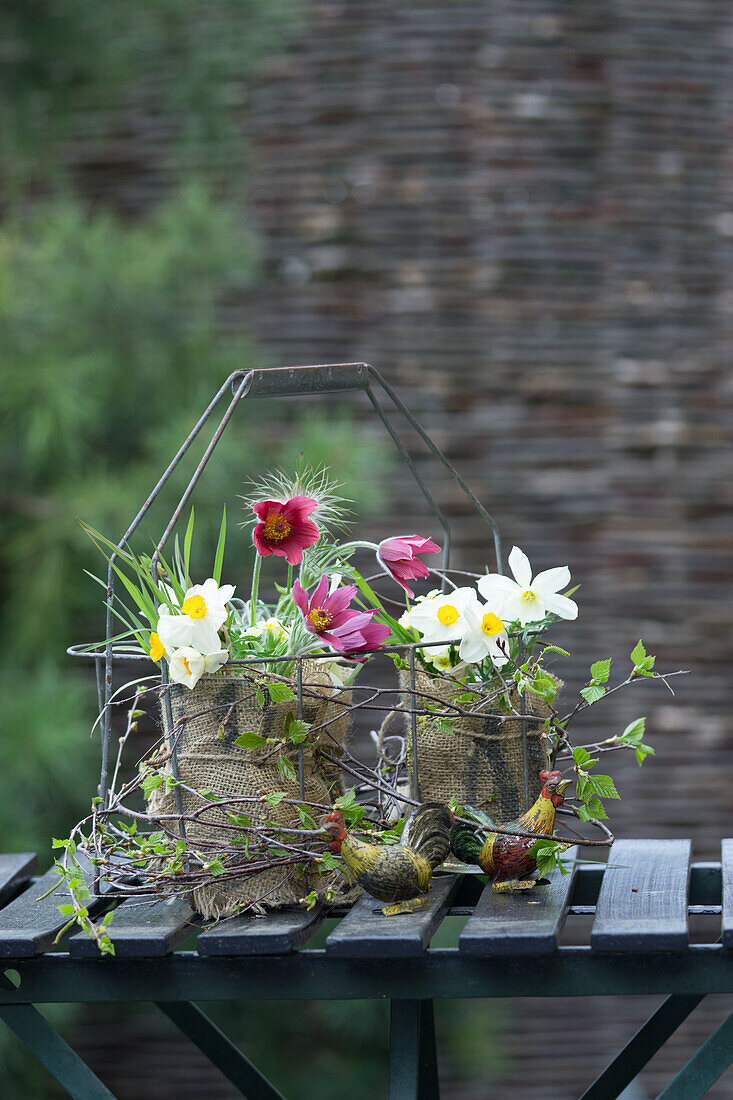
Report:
451,770,571,892
320,803,453,915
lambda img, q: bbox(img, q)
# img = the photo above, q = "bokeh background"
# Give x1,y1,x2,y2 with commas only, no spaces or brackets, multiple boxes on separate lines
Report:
2,1,732,1096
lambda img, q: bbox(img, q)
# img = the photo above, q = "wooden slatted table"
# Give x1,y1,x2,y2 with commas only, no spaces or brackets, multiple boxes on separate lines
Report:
0,840,732,1100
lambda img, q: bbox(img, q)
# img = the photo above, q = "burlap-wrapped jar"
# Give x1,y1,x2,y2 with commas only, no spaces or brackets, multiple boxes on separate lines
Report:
149,661,353,918
400,667,557,823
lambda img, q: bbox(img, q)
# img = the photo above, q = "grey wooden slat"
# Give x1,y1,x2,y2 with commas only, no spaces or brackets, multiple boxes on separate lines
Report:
459,847,578,956
590,839,691,953
69,897,198,958
0,862,109,958
720,839,733,947
197,906,324,956
0,854,37,909
326,875,458,958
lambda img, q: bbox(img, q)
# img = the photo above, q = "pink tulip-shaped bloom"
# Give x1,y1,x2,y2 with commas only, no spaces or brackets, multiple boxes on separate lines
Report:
293,575,384,653
376,535,441,598
252,496,320,566
337,618,391,661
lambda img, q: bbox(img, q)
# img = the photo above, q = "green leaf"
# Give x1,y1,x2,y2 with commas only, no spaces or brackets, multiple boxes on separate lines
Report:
141,774,163,798
225,812,251,828
531,672,558,704
580,684,605,705
235,731,268,751
576,798,608,821
636,744,655,766
255,684,265,709
284,715,310,743
265,791,287,807
335,789,357,810
277,755,297,782
631,640,656,677
297,805,316,829
182,507,195,588
266,683,297,704
621,717,646,743
212,506,227,585
57,904,75,916
320,851,341,872
584,774,620,799
527,839,570,879
204,857,226,877
572,746,592,766
590,658,612,684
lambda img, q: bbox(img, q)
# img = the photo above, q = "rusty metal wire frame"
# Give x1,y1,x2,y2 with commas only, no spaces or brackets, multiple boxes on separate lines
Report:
95,364,504,813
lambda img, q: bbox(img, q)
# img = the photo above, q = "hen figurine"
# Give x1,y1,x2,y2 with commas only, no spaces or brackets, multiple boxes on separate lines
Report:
451,770,571,892
320,803,453,915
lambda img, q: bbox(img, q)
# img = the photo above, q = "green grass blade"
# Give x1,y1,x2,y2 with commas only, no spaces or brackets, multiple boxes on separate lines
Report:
212,505,227,583
183,507,195,588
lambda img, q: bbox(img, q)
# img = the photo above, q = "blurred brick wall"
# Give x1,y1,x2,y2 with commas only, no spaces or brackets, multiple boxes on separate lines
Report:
239,0,733,854
233,4,733,1095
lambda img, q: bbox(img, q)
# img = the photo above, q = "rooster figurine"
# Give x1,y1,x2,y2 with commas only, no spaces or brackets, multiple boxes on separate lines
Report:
451,770,571,892
320,803,453,915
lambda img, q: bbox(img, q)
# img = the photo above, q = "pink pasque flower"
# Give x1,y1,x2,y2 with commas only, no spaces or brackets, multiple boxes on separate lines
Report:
376,535,441,598
252,496,319,566
337,618,391,662
293,575,383,653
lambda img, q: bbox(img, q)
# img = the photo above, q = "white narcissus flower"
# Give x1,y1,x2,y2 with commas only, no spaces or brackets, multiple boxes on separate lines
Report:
156,578,235,655
168,647,230,689
406,587,476,644
168,647,206,689
478,547,578,626
458,601,510,667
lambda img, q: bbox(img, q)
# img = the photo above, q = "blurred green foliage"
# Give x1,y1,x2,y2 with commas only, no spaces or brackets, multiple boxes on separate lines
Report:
0,1,501,1096
0,0,295,187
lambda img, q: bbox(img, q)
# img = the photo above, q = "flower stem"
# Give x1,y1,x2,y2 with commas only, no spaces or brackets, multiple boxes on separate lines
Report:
337,540,379,555
286,563,293,595
250,554,262,626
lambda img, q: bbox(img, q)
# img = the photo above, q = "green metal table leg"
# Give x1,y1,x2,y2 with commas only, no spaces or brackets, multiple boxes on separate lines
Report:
579,994,705,1100
0,1004,116,1100
417,1000,440,1100
656,1009,733,1100
388,1000,440,1100
157,1001,287,1100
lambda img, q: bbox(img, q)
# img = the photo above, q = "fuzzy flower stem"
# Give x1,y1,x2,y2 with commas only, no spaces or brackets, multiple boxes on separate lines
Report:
286,563,293,594
250,554,262,626
334,540,379,554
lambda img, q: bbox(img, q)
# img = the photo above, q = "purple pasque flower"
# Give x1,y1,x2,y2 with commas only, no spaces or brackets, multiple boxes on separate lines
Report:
376,535,441,598
292,575,381,653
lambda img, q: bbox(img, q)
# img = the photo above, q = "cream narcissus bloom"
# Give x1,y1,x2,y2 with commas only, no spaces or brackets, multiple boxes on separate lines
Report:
422,646,454,672
254,617,288,642
168,647,229,690
478,546,578,626
406,587,476,644
458,600,510,667
156,578,235,655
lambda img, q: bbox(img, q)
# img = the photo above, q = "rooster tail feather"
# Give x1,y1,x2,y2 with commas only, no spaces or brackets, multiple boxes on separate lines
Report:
400,803,452,869
460,805,496,831
450,805,495,867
